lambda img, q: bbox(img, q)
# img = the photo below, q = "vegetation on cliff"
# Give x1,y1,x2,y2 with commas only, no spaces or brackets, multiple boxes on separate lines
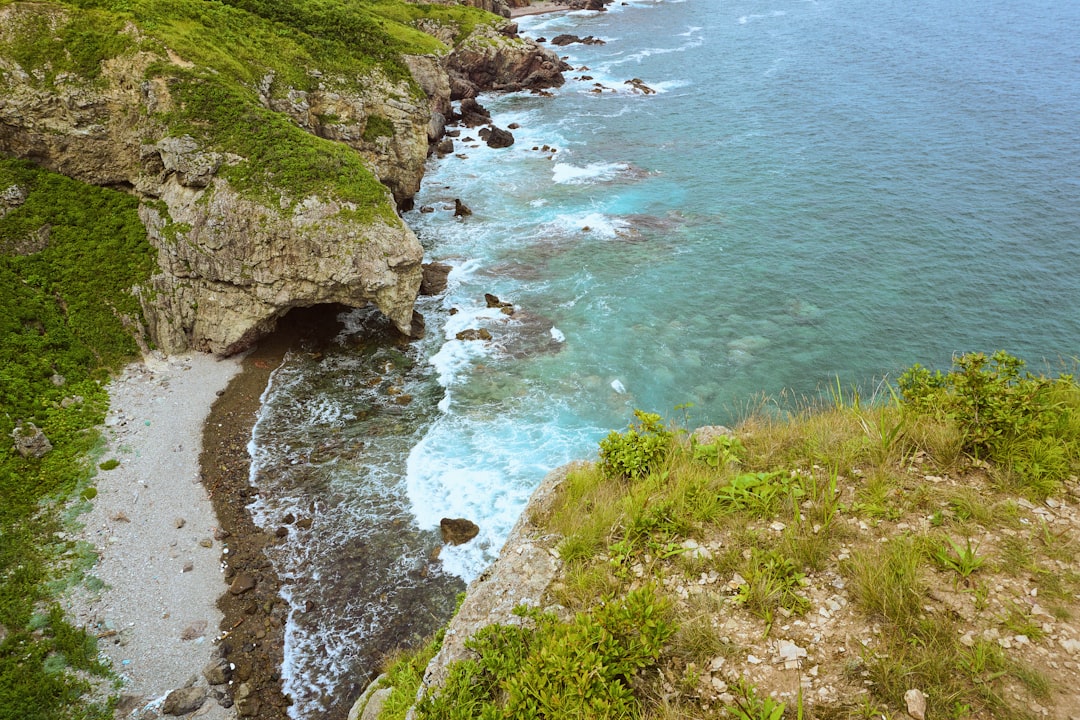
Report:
382,352,1080,720
0,157,157,720
0,0,494,216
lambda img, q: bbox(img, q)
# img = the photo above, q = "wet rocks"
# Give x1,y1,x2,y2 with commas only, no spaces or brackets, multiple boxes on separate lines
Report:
550,34,606,46
440,518,480,545
420,262,453,296
454,199,473,217
455,328,492,342
479,125,515,148
455,98,492,127
625,78,656,94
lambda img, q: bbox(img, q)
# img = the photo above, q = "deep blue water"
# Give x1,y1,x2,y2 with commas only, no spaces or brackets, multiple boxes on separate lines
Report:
247,1,1080,715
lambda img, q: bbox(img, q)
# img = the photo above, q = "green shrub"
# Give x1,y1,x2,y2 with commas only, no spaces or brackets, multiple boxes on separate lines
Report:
599,410,674,481
418,587,675,720
898,351,1080,497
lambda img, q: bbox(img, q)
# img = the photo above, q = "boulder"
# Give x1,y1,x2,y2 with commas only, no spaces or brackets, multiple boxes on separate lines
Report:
550,34,606,46
439,517,480,545
161,686,206,716
203,657,232,686
11,423,52,459
455,328,492,342
454,199,473,217
420,262,453,296
456,98,492,127
481,126,515,149
229,573,257,595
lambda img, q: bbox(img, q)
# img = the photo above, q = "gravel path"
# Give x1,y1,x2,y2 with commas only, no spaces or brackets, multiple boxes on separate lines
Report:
64,352,243,719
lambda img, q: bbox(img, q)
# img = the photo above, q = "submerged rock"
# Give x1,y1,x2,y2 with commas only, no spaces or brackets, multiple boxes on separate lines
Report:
439,517,480,545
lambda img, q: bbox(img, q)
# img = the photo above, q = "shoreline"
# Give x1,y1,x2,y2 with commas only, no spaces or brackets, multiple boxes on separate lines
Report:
510,1,569,17
63,353,242,719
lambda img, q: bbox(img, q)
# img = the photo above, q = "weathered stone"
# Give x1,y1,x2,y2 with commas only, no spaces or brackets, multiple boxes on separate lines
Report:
11,423,52,459
550,34,606,46
161,686,206,716
443,22,569,100
203,657,232,686
482,126,515,149
229,574,256,595
904,689,927,720
455,328,492,342
440,517,480,545
420,262,452,296
454,199,472,217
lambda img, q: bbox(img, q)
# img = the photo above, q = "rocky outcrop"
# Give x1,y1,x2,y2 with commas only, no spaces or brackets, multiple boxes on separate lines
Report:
375,465,570,711
1,2,569,356
443,21,570,99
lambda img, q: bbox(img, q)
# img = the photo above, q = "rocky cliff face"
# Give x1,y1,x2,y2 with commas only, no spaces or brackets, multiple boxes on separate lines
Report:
0,1,565,356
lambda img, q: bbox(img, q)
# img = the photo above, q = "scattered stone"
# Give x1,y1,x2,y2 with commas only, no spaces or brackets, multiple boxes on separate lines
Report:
162,686,206,716
296,517,313,530
198,537,214,548
203,657,232,686
454,199,472,217
174,517,186,529
1060,638,1080,654
11,422,52,459
112,511,130,523
180,620,208,640
51,373,66,386
182,561,194,573
904,688,927,720
440,517,480,545
213,526,230,540
229,574,257,595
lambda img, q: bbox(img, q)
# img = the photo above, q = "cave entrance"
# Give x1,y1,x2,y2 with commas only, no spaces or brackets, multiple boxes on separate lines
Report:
262,303,412,358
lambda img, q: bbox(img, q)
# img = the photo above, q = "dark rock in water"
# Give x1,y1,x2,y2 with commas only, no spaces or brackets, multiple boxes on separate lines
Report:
203,657,232,686
536,36,547,43
455,328,492,342
230,574,257,595
508,122,521,130
420,262,453,296
485,293,513,310
457,97,492,127
162,686,206,716
483,126,515,149
275,526,288,538
436,138,454,155
551,34,606,46
409,310,426,338
420,205,435,213
11,422,52,459
625,77,656,95
296,517,313,530
440,517,480,545
454,199,472,217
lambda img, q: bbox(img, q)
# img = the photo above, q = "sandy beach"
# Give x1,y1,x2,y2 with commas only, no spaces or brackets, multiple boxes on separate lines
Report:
510,1,568,18
64,352,243,719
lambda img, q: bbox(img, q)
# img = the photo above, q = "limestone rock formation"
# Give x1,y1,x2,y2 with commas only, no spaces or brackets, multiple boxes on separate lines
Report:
0,2,568,356
443,21,571,98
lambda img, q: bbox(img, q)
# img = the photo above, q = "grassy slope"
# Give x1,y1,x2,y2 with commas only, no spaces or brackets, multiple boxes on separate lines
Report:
384,354,1080,720
0,0,496,218
0,157,154,720
0,0,500,716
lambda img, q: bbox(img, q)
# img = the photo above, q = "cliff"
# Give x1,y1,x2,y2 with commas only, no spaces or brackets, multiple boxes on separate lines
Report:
0,0,566,355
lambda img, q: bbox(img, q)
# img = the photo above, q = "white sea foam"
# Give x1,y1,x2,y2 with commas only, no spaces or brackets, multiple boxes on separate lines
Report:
552,161,629,184
550,327,566,343
611,379,627,394
551,211,629,239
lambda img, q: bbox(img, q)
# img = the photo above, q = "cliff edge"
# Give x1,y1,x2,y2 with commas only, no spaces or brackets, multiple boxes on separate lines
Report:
0,0,565,355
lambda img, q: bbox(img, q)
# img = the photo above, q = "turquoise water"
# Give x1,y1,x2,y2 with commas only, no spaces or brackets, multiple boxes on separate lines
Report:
249,1,1080,715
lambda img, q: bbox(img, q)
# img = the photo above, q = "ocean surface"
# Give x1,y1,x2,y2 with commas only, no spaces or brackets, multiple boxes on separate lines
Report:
246,0,1080,716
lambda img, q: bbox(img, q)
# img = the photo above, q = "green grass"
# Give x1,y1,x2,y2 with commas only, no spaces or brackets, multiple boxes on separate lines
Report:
0,158,157,720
